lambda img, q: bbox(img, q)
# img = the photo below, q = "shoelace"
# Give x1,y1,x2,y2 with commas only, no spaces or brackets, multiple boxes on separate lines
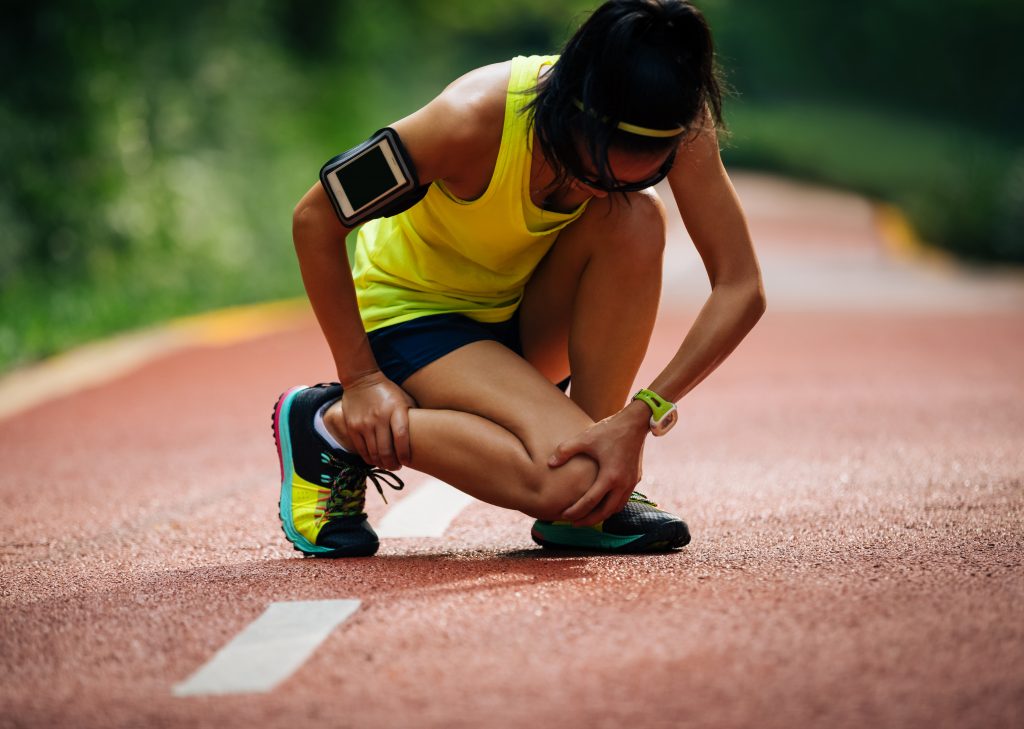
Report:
629,490,658,507
320,451,405,518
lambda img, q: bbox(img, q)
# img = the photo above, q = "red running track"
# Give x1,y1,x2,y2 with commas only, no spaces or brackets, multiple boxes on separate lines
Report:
1,173,1022,728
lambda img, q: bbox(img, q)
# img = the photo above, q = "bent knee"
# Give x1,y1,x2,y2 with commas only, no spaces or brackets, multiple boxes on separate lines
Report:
626,190,667,256
519,456,596,521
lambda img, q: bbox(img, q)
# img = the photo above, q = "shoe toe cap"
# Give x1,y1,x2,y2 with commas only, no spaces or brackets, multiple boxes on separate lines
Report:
315,516,380,557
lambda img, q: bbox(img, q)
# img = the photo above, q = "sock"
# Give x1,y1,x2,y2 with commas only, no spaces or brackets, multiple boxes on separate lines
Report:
313,398,349,452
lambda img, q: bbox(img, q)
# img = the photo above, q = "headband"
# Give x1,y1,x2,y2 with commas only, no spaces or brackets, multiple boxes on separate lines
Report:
572,99,685,139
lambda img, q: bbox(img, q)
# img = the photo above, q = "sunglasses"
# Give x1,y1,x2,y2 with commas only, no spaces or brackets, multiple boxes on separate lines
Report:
573,148,677,193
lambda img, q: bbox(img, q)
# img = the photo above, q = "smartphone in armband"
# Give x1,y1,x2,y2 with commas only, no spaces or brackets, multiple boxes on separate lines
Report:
319,128,420,228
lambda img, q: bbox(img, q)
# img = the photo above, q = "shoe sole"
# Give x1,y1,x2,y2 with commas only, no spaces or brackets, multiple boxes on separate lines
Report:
531,518,691,553
272,386,340,557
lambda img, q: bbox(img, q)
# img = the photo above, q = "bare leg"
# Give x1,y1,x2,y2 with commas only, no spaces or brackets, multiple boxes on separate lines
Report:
519,189,667,419
326,341,598,520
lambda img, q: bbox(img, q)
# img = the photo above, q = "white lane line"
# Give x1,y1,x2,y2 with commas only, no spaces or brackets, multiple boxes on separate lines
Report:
376,477,475,538
173,599,360,697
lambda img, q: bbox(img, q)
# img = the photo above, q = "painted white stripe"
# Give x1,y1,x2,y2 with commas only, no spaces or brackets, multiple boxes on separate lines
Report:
376,478,475,538
173,599,360,697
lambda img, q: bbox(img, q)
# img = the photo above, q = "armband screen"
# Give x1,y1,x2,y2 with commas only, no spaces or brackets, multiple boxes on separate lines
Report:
319,128,422,228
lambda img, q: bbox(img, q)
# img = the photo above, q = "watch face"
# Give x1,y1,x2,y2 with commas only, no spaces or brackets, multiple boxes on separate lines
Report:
651,407,677,436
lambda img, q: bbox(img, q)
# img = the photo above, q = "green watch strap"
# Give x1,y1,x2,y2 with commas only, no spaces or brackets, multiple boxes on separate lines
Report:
632,388,674,420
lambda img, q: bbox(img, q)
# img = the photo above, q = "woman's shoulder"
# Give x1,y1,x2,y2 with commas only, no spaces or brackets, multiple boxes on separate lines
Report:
439,61,511,140
392,61,512,184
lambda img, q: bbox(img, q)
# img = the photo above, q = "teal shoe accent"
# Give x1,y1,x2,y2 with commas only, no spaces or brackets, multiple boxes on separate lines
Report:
530,521,646,550
275,386,335,555
531,492,690,553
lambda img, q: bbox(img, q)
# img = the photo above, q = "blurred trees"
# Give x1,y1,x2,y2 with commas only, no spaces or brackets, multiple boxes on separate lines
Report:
706,0,1023,136
703,0,1024,261
0,0,587,367
1,0,1021,369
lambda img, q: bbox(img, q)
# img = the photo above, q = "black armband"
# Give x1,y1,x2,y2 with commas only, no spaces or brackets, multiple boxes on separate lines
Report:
319,127,429,228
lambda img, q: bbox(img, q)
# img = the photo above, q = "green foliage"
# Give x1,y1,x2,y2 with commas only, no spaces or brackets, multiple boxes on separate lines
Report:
722,101,1024,262
0,0,598,371
703,0,1024,138
1,0,1021,372
701,0,1024,262
1,0,321,368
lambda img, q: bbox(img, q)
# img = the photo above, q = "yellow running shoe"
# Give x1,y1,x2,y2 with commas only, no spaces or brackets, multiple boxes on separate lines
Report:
272,383,403,557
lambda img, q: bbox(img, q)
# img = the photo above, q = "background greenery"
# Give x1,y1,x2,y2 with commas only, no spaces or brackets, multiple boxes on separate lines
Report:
2,0,1021,372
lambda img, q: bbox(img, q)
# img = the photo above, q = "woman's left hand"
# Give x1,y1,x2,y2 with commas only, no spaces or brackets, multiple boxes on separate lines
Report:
547,400,652,527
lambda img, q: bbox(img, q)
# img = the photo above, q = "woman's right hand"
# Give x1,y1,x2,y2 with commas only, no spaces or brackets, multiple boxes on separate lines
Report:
340,371,416,471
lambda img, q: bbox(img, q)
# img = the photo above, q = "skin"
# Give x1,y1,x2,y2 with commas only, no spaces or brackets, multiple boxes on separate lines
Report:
291,60,765,526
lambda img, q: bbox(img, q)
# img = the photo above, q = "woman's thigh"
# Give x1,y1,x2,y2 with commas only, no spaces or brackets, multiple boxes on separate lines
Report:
401,339,593,464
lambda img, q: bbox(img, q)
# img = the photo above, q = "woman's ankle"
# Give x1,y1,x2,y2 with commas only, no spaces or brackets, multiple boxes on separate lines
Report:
322,401,355,452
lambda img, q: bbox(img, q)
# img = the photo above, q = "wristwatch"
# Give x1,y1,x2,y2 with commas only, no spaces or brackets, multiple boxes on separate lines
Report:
632,388,678,436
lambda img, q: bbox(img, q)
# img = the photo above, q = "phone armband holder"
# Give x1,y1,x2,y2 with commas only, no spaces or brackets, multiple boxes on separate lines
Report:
319,127,429,228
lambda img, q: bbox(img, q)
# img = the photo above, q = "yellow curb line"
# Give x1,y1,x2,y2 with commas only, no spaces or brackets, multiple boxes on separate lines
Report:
874,203,956,273
168,298,310,346
0,298,311,423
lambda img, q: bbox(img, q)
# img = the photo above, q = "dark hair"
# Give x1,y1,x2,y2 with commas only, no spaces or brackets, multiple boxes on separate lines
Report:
526,0,725,189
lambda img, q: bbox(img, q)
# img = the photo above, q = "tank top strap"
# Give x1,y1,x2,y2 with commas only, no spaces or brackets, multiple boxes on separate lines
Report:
492,54,555,186
499,55,584,235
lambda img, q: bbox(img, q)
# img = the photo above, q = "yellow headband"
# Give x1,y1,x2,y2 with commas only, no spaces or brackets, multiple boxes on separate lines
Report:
572,99,684,139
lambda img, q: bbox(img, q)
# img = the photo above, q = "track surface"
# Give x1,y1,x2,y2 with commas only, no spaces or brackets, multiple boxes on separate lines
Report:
2,173,1022,728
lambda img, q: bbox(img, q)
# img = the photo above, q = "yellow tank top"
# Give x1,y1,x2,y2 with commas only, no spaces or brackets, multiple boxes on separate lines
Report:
351,55,588,332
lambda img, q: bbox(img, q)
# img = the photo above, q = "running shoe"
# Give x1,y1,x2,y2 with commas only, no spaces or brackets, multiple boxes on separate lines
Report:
272,383,403,557
531,491,690,552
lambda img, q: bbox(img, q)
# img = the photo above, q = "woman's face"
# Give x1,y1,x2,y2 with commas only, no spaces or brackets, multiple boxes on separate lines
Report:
569,144,677,197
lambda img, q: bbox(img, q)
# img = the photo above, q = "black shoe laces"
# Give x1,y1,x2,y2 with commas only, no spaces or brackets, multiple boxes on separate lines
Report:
320,451,405,519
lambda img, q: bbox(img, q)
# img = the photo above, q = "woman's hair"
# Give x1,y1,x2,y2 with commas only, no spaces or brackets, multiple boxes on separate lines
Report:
526,0,725,189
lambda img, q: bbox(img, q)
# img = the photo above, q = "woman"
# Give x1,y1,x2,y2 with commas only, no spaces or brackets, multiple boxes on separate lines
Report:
274,0,765,557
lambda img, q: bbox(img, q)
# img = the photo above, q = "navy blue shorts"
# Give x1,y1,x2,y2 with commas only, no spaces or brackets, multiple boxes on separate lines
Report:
367,310,570,391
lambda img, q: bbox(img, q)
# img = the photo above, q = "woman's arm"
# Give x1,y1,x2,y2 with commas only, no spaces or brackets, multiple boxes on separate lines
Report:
650,124,767,401
292,178,419,470
290,72,502,469
554,124,766,526
291,185,371,383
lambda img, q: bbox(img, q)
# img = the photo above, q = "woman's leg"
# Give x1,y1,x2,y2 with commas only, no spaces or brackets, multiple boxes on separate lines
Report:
518,189,667,420
326,340,599,521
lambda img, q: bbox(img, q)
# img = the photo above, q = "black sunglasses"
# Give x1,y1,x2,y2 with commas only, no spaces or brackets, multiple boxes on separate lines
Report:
573,148,677,193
